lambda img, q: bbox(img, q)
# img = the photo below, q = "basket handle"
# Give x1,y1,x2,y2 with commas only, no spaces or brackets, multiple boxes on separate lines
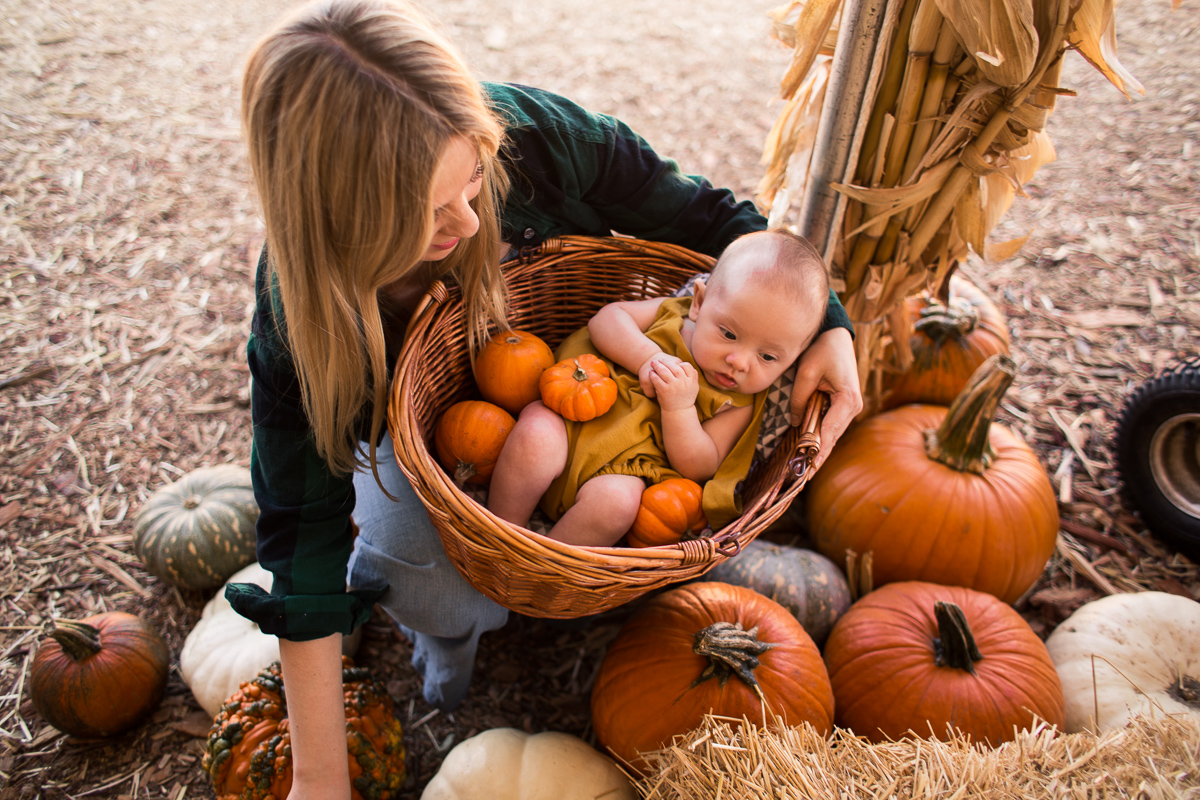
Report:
786,389,829,479
402,279,449,346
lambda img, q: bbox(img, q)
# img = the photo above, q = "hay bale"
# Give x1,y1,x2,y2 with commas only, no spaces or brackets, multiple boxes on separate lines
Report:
636,712,1200,798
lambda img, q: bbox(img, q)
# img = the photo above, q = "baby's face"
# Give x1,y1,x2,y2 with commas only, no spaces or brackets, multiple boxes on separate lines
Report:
688,276,819,396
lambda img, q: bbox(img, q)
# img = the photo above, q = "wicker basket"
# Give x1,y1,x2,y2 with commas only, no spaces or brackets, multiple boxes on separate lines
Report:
388,236,826,618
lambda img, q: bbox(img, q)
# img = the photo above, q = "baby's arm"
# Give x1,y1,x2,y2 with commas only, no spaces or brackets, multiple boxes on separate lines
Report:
652,361,754,482
588,298,681,397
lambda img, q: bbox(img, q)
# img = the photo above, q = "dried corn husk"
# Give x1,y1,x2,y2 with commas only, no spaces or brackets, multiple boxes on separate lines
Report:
637,713,1200,799
758,0,1148,413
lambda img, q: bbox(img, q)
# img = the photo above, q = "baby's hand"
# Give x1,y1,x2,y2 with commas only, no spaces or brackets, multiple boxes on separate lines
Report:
648,359,699,412
638,352,684,397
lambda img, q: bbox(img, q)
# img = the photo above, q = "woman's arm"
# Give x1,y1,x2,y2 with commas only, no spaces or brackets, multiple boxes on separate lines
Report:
279,636,351,800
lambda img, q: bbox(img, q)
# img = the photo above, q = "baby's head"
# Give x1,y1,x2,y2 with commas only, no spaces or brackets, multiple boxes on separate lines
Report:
687,229,829,395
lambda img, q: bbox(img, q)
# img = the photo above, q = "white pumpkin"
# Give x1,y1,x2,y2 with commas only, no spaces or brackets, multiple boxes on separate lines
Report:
180,562,361,717
421,728,635,800
1046,590,1200,733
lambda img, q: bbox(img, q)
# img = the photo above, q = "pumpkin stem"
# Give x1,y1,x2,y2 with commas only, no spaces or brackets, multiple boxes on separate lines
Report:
914,299,978,343
571,359,588,382
47,619,104,662
923,354,1015,474
452,461,477,487
183,494,201,510
689,621,775,690
932,601,983,674
1167,674,1200,709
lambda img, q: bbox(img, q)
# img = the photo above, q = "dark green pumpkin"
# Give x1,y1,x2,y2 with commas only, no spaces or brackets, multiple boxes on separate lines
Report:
133,465,258,591
704,539,851,647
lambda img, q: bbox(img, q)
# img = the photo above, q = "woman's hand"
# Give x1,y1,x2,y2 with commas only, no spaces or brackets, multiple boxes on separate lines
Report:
789,327,862,470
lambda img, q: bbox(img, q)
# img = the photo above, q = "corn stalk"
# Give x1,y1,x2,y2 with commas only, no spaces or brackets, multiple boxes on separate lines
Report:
759,0,1147,414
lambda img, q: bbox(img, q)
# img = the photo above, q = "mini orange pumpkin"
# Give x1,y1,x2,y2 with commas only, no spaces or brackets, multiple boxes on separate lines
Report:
434,400,515,487
30,612,170,738
591,582,834,773
628,478,708,548
474,329,556,416
823,581,1065,745
539,355,618,422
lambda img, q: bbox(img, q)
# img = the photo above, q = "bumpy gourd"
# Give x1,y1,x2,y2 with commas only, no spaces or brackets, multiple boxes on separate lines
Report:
202,657,406,800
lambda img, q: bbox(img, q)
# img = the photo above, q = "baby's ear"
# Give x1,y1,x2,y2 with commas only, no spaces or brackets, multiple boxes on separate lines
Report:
688,279,706,320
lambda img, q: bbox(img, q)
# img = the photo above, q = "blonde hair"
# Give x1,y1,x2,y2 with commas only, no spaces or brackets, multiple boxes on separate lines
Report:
242,0,509,478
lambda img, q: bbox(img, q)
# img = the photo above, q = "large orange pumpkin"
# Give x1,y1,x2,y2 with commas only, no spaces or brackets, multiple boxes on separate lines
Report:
202,657,406,800
539,355,618,422
474,329,556,416
823,581,1065,745
591,582,834,773
29,612,170,738
882,275,1010,410
627,478,708,548
806,355,1057,604
433,400,515,487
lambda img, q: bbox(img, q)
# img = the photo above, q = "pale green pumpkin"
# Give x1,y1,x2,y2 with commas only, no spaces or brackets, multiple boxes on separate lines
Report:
133,464,258,590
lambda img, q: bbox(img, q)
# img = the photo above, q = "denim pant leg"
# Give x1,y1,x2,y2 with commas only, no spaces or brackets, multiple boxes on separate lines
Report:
347,432,509,710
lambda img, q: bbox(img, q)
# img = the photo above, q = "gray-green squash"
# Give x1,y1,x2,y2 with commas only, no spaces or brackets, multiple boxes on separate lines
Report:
704,539,851,647
133,464,258,590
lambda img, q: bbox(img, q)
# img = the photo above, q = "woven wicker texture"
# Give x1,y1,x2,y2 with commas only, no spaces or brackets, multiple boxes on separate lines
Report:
388,236,825,618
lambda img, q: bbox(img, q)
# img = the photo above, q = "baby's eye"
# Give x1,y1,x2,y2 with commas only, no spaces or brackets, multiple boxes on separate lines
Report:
761,353,777,363
721,328,736,340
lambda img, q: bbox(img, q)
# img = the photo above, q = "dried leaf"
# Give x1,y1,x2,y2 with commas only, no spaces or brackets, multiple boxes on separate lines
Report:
1066,0,1145,98
935,0,1039,87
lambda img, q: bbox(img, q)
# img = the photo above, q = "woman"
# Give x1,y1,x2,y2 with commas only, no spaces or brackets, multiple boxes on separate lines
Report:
227,0,861,796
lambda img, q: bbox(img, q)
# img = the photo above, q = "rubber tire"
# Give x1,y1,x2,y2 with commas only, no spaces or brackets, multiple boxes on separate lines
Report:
1114,357,1200,560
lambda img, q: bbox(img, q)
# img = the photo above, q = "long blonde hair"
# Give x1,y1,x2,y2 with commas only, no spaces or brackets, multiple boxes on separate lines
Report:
242,0,509,477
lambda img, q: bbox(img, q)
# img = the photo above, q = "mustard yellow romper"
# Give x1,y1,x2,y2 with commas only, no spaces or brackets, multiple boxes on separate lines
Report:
538,297,767,530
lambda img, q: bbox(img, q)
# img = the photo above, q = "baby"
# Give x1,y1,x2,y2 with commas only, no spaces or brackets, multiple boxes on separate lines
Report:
487,228,830,546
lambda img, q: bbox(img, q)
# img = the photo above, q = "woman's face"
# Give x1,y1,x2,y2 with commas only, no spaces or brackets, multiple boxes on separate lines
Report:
423,136,483,262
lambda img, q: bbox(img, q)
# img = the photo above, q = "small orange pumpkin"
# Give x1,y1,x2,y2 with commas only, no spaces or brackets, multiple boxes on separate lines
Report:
474,329,556,416
433,400,515,487
30,612,170,738
882,275,1010,410
539,355,618,422
628,478,708,548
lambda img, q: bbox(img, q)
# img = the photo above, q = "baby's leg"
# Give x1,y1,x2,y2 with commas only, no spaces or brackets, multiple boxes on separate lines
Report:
487,401,567,526
548,474,645,547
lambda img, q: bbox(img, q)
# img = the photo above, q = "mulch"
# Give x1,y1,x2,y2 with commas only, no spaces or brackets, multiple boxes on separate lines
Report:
1,0,1197,797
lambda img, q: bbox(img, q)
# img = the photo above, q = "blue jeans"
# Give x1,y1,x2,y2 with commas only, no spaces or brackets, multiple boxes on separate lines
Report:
347,432,509,710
